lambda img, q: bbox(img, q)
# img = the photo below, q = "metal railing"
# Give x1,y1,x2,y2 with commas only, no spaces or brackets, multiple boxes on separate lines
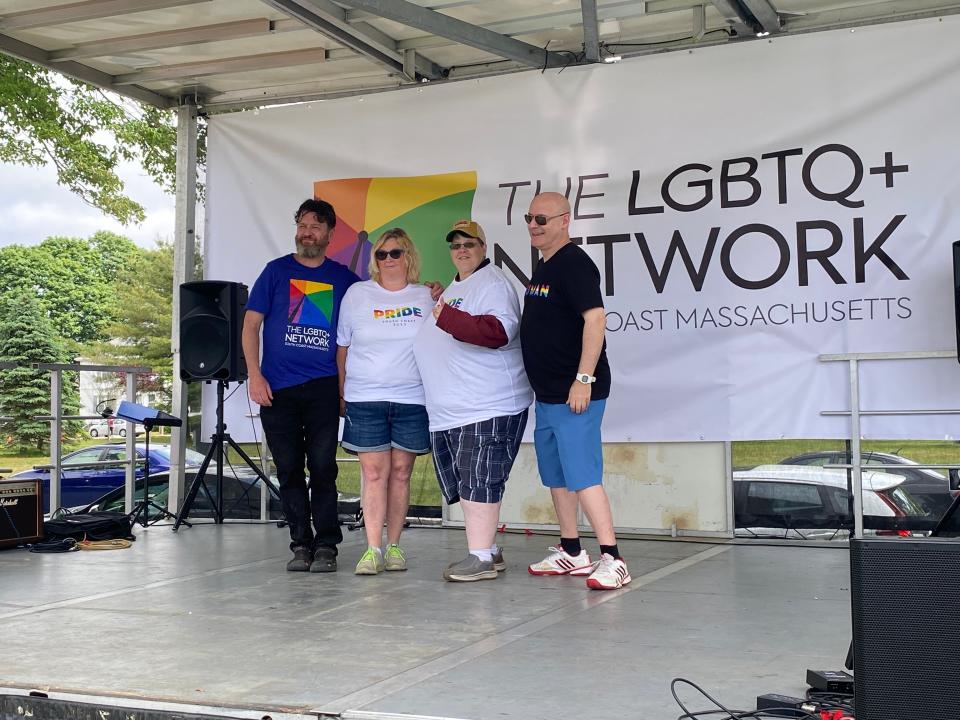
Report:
24,363,150,513
819,349,960,537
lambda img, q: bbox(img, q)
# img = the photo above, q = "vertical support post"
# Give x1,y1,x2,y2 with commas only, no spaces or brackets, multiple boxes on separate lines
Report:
692,5,707,41
169,97,198,513
402,48,417,81
124,371,137,514
48,369,62,512
723,440,734,537
849,359,864,538
581,0,600,62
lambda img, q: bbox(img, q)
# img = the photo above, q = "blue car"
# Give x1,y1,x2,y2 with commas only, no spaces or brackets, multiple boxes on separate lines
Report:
6,443,205,513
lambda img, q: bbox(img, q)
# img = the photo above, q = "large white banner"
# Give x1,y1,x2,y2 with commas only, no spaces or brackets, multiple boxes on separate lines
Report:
206,16,960,442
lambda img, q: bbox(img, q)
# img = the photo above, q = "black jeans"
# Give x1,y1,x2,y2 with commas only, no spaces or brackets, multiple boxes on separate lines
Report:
259,375,342,552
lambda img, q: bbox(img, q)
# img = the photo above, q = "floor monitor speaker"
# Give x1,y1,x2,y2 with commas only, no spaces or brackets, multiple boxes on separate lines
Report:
850,537,960,719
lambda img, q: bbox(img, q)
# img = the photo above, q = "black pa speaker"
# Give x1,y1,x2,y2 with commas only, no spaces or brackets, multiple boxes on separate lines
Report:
180,281,248,382
850,537,960,719
953,240,960,363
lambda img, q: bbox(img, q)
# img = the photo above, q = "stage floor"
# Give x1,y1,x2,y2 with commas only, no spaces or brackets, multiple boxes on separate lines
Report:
0,523,851,720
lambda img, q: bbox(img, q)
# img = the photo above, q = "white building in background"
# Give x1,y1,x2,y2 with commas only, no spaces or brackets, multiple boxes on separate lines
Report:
77,364,161,417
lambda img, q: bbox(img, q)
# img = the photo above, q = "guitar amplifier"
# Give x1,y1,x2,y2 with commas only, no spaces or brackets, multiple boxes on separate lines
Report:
0,478,43,549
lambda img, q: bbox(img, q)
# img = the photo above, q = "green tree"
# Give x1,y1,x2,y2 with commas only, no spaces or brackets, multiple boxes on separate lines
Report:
89,231,139,284
0,290,79,452
0,56,205,223
93,240,175,406
0,237,113,347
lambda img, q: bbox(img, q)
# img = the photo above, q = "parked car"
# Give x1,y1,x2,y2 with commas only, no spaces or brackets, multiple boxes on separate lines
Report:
86,418,117,437
778,450,958,516
82,467,285,521
6,443,206,513
734,465,928,539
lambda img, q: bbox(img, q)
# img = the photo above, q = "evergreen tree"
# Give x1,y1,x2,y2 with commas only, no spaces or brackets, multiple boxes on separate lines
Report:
0,290,77,452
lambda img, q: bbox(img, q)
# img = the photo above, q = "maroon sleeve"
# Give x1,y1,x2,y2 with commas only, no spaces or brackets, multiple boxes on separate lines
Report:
436,304,508,349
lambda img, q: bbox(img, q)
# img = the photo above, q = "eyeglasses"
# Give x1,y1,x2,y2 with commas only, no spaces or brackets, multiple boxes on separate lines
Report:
449,241,481,250
524,212,570,226
374,248,405,261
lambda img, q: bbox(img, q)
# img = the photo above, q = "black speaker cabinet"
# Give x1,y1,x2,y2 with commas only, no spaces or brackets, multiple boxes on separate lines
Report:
850,537,960,719
953,240,960,363
180,281,248,382
0,478,43,549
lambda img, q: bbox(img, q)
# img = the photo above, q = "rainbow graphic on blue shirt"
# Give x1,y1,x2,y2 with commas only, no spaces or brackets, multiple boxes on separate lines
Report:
289,279,333,328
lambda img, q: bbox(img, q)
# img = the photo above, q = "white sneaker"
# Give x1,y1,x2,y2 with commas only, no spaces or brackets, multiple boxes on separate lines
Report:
528,546,595,576
586,554,631,590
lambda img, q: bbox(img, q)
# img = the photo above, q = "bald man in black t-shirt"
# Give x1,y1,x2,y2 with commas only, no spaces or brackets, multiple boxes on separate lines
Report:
519,192,631,591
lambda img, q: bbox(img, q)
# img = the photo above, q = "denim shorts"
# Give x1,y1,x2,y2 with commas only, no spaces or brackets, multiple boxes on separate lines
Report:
341,401,431,455
534,399,605,491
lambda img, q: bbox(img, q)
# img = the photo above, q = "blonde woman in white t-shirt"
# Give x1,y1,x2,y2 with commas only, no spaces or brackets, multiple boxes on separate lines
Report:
336,229,434,575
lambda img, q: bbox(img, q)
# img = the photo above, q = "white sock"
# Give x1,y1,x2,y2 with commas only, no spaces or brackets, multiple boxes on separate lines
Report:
369,546,382,555
489,543,499,555
470,548,493,562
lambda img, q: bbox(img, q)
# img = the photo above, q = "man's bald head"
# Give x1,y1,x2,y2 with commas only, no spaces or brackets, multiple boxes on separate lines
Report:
530,192,570,216
526,191,572,259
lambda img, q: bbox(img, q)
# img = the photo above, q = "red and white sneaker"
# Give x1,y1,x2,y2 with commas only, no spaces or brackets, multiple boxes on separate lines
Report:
585,554,631,590
528,546,595,576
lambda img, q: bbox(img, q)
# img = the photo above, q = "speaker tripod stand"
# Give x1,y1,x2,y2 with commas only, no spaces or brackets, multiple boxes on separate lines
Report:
173,380,281,530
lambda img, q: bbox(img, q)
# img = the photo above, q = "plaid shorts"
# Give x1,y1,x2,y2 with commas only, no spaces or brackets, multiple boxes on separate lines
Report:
431,409,528,504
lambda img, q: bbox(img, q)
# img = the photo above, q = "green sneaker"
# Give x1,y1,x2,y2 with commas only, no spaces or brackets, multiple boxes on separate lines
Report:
384,544,407,571
355,547,384,575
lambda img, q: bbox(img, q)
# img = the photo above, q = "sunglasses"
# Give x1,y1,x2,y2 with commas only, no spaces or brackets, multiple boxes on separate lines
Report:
374,248,405,261
524,212,570,226
449,241,481,250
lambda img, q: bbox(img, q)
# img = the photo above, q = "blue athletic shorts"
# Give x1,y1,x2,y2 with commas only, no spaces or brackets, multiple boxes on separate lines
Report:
431,410,528,504
341,401,431,455
533,399,605,491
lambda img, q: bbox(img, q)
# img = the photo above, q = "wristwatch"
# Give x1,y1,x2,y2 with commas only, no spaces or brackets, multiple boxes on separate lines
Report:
575,373,596,385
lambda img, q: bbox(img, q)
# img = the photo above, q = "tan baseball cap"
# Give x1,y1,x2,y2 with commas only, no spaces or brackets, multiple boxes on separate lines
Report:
445,219,486,243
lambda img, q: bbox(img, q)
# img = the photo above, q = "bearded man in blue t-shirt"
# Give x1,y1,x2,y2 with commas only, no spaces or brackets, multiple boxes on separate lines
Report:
243,199,359,573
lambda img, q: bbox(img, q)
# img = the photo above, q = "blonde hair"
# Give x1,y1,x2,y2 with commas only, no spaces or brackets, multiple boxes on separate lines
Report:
368,228,421,285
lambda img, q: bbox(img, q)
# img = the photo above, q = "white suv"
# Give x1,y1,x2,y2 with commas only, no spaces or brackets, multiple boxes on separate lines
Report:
86,418,118,437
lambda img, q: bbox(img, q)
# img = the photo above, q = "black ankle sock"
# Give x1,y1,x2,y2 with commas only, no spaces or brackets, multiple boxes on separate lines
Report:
600,544,620,559
560,537,582,557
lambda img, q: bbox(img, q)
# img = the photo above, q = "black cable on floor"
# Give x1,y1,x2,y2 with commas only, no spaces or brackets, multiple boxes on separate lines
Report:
671,678,823,720
28,538,78,553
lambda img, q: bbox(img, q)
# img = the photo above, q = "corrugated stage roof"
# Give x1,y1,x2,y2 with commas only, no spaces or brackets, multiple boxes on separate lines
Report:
2,0,959,112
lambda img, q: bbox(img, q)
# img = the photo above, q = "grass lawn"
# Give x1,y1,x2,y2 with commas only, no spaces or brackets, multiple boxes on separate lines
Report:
731,438,960,473
223,444,443,507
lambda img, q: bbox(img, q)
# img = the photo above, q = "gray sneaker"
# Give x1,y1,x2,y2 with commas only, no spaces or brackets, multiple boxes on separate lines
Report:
492,548,505,572
286,547,311,572
443,554,498,582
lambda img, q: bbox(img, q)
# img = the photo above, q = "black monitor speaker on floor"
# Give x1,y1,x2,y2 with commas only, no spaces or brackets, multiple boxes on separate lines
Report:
850,537,960,719
180,281,248,382
953,240,960,362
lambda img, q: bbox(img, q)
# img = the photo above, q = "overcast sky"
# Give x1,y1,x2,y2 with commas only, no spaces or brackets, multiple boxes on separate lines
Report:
0,159,176,249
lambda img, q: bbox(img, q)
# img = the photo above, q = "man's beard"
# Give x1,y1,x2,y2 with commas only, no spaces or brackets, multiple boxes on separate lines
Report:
296,240,325,258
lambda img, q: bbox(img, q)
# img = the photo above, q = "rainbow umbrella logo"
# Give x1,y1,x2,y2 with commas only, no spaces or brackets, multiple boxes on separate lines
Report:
314,171,477,282
289,279,333,328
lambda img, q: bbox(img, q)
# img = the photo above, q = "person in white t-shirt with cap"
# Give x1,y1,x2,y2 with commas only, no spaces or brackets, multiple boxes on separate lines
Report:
337,228,434,575
413,220,533,582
